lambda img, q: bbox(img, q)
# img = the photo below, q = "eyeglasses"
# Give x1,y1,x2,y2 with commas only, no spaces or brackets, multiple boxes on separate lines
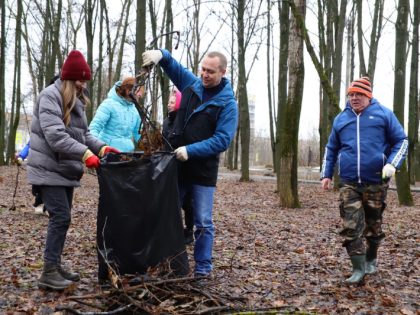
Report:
347,92,365,98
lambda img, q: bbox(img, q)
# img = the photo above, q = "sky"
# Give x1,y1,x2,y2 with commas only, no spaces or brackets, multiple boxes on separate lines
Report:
4,0,413,141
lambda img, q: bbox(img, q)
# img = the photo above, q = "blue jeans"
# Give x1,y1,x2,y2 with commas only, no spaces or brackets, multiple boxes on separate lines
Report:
39,186,74,266
178,182,215,275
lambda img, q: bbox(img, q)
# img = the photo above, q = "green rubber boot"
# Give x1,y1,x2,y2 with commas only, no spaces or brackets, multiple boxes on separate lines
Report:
366,244,379,275
344,254,366,284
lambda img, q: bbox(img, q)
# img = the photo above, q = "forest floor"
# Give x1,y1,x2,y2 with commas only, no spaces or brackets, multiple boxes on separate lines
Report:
1,164,420,315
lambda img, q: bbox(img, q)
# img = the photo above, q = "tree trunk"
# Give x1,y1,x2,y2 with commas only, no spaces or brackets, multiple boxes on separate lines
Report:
317,0,325,167
22,8,38,104
227,6,236,170
148,0,160,122
85,0,94,123
267,0,276,172
6,0,22,163
114,0,132,83
161,0,173,116
48,0,62,80
356,0,366,76
136,0,146,110
0,0,6,164
408,0,419,184
393,0,413,206
234,123,240,170
367,0,384,85
275,0,289,186
278,0,305,208
238,0,250,181
96,0,104,111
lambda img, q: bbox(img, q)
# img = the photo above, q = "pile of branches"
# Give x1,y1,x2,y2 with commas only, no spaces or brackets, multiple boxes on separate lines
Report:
54,217,318,315
55,266,319,315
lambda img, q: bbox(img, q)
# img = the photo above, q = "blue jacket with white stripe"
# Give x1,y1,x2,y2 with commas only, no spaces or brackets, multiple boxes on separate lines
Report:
320,98,408,184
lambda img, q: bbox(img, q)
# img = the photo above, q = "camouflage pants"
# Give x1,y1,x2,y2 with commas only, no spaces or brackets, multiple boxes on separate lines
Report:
338,181,388,256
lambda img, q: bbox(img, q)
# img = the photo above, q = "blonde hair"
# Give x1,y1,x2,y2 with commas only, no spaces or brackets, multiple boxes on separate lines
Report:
61,80,90,126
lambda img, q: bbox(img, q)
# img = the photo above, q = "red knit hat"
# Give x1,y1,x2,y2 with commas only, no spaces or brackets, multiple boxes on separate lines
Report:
61,50,92,81
347,77,372,99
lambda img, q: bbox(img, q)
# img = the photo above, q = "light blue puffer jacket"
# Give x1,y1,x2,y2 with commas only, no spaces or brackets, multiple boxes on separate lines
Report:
89,82,141,152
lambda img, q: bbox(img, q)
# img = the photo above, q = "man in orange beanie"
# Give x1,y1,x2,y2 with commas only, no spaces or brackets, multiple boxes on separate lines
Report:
320,77,408,284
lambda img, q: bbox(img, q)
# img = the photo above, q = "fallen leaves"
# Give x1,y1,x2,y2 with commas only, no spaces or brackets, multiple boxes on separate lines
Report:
0,164,420,314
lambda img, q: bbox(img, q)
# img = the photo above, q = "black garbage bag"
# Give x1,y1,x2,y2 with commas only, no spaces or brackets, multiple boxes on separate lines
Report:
96,152,189,279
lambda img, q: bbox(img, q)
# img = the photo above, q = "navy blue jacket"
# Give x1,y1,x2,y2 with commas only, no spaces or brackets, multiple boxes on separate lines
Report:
321,98,408,184
158,49,238,186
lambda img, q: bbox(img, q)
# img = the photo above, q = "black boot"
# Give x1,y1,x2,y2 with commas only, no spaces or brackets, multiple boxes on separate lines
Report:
366,243,379,274
39,262,73,290
57,265,80,281
344,255,365,284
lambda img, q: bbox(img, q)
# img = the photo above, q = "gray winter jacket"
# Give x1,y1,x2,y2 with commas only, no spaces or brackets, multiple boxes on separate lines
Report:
27,79,106,187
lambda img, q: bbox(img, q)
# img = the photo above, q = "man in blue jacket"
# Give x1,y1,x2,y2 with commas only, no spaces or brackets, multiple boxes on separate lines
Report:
142,49,238,277
320,77,408,284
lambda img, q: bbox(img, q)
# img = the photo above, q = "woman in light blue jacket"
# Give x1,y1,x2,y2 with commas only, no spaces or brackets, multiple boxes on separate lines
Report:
90,77,141,152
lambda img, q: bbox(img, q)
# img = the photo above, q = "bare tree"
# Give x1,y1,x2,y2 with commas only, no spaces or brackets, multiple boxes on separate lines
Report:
266,0,276,171
393,0,413,206
6,0,23,163
278,0,305,207
408,0,420,184
0,0,6,164
356,0,384,84
275,0,289,180
84,0,96,123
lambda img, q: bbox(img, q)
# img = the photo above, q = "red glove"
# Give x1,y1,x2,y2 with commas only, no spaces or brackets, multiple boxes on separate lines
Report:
85,155,100,168
104,147,121,155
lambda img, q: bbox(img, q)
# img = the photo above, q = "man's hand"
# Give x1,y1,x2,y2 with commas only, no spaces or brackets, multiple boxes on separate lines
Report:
321,178,332,190
174,146,188,161
142,50,163,67
382,163,396,179
17,157,23,166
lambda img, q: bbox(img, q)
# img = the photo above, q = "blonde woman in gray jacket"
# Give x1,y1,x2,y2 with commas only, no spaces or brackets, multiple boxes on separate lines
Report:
27,50,120,290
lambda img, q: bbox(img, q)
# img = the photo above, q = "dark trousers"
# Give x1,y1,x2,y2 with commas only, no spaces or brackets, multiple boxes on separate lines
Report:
39,186,74,265
338,181,388,256
182,190,194,231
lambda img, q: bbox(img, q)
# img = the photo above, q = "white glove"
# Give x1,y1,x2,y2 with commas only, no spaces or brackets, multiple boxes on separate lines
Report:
17,157,23,165
174,146,188,161
142,50,163,67
382,163,396,179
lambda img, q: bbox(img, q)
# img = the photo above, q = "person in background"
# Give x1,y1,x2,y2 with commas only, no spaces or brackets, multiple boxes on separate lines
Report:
320,77,408,284
16,140,30,165
89,77,141,152
27,50,120,291
16,140,48,215
162,90,194,245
